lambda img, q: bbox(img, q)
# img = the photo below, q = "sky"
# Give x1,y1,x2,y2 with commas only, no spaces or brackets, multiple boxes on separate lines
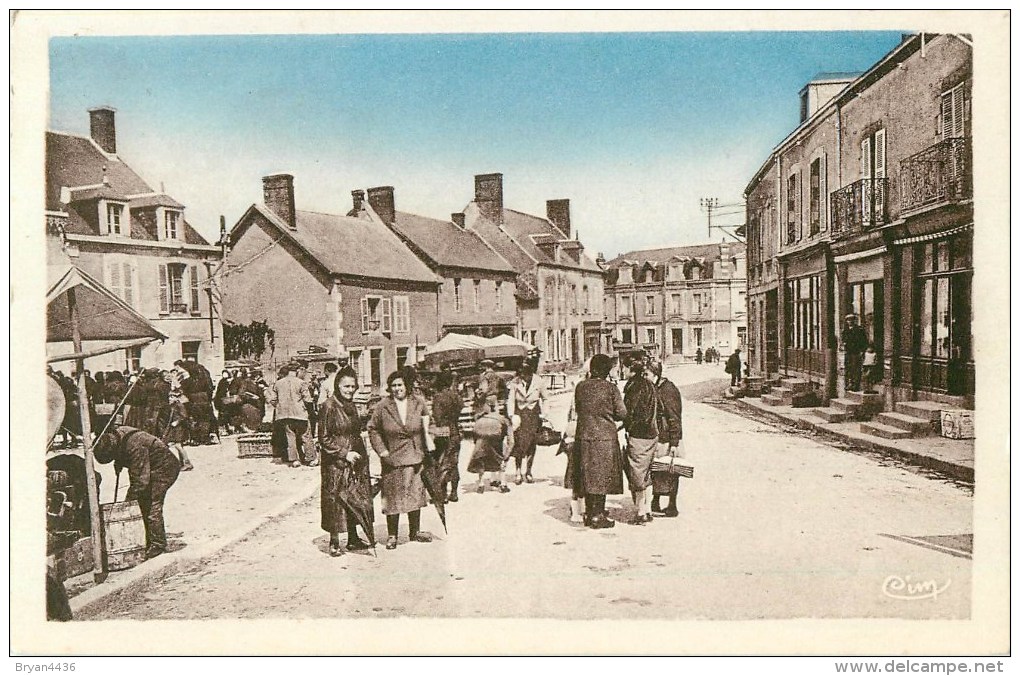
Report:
48,30,905,259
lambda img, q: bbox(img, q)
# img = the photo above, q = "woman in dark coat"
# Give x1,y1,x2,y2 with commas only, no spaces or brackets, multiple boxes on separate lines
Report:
367,371,432,550
124,369,168,436
318,367,373,556
213,370,235,435
572,354,627,529
430,370,464,502
230,369,266,433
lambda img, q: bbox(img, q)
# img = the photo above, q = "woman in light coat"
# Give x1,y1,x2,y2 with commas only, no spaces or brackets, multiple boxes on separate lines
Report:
506,361,547,484
367,371,432,550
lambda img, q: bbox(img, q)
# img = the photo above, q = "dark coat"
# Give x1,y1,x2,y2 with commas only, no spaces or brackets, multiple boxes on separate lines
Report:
655,377,683,446
623,375,659,440
430,388,464,441
124,377,171,438
367,396,428,468
104,426,181,496
725,352,741,374
573,378,627,495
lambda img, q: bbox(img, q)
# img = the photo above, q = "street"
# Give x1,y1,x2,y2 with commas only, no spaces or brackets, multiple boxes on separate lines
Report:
82,365,972,621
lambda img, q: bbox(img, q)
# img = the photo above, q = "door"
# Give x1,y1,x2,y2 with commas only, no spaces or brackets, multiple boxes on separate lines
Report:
765,290,779,377
947,274,972,395
671,328,683,354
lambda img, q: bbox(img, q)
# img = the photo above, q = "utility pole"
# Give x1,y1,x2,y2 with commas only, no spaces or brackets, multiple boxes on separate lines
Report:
701,197,747,243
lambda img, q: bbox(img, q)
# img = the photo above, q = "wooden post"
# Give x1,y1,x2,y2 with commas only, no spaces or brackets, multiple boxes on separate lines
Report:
67,287,107,583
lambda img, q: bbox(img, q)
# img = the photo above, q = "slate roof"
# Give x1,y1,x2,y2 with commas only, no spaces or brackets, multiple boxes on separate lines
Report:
500,209,603,272
607,242,746,268
242,205,438,285
389,211,514,274
45,131,210,246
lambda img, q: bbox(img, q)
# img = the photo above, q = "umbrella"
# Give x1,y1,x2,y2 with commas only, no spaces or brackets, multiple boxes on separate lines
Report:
337,463,377,555
420,452,448,534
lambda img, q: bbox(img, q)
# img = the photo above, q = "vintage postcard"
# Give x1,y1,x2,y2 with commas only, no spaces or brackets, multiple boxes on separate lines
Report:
10,10,1010,657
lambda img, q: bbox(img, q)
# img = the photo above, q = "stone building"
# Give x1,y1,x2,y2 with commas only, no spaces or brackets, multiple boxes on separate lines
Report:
224,174,440,390
462,173,606,368
353,186,519,339
745,33,973,424
604,242,747,362
45,107,224,373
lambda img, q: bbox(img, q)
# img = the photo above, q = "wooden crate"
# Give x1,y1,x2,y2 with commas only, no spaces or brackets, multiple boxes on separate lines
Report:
237,432,274,458
48,536,94,581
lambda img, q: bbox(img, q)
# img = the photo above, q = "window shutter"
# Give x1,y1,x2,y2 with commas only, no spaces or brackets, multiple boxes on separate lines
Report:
820,152,828,230
361,298,369,333
874,130,886,221
158,263,169,314
941,88,966,139
190,265,200,313
123,262,134,307
861,138,873,223
953,88,965,137
861,138,872,179
400,297,410,333
109,261,122,300
381,298,392,333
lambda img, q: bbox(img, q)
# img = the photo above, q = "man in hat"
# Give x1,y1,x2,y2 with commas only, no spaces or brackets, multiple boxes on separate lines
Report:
725,348,743,388
92,425,181,560
622,350,658,525
648,354,683,517
841,314,870,393
476,359,505,414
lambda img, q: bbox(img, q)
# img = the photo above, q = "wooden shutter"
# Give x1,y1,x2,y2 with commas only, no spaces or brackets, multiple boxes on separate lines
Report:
394,296,409,334
361,298,369,333
123,262,134,307
108,260,122,300
942,87,966,139
190,265,200,314
158,263,169,314
874,130,886,221
381,298,392,333
820,152,828,231
861,138,873,223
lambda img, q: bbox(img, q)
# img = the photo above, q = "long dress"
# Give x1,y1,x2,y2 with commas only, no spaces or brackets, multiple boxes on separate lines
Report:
507,376,545,461
317,395,373,536
468,413,512,473
573,378,627,496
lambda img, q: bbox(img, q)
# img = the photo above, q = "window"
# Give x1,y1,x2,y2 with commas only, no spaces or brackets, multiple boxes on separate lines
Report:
671,293,682,316
360,296,392,333
582,285,589,314
473,280,481,312
646,328,657,346
559,329,567,361
570,284,578,314
694,327,703,348
546,329,554,356
125,346,142,373
190,265,201,315
941,84,967,140
495,282,503,312
544,280,555,314
689,265,702,281
159,263,188,314
164,210,180,240
786,172,799,244
396,347,410,371
737,326,747,348
645,295,656,316
618,266,633,284
453,279,463,312
571,328,579,363
692,293,703,314
809,157,822,235
107,203,124,235
181,341,201,362
530,330,537,347
737,291,747,316
369,348,383,388
393,296,410,334
917,232,972,362
107,260,135,307
621,328,633,344
619,295,632,317
786,275,822,350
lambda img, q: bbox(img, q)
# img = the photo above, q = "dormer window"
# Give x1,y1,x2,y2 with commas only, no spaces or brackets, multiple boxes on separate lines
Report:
107,203,125,235
618,266,633,284
689,265,702,281
164,210,180,240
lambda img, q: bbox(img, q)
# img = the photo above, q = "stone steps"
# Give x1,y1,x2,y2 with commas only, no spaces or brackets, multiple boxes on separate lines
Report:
810,407,850,423
846,391,884,406
876,411,934,436
778,377,812,393
860,421,913,440
895,400,949,422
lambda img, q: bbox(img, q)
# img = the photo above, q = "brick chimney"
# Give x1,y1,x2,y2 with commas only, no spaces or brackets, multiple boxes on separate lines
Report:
546,199,571,238
351,189,365,213
88,106,117,154
367,186,396,226
474,173,503,225
451,212,466,228
262,173,296,230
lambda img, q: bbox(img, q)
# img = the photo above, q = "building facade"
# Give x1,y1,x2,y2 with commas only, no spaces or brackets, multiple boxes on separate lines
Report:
462,173,607,368
604,242,747,362
745,33,973,407
46,107,224,374
224,174,441,390
355,186,519,339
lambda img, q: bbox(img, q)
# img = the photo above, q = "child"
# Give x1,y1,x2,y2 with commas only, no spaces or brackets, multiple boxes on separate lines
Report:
467,395,514,493
862,344,880,393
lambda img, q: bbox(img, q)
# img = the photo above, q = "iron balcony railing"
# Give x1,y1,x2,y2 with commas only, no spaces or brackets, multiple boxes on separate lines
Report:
829,177,888,237
899,137,971,214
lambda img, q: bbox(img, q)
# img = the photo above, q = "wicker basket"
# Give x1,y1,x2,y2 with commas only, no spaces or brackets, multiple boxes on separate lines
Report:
237,433,274,459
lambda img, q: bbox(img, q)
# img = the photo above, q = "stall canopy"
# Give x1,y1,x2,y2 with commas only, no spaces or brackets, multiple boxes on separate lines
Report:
483,333,531,359
423,332,532,365
47,264,166,362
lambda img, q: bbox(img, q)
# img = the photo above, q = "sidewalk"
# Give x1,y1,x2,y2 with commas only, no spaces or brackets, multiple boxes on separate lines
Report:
67,435,321,616
734,396,974,482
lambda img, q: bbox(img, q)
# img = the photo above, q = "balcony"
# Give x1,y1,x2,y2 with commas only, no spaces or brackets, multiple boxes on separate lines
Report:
899,137,971,215
169,302,190,314
829,178,888,238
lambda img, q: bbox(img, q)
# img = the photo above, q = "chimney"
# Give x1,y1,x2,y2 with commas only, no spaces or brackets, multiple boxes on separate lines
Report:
351,189,365,213
474,173,503,225
596,252,607,269
88,106,117,154
546,199,571,238
451,212,466,228
262,173,296,230
367,186,395,226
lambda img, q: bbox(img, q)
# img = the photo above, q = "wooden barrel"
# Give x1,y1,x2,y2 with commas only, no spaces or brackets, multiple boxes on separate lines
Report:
101,500,146,571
